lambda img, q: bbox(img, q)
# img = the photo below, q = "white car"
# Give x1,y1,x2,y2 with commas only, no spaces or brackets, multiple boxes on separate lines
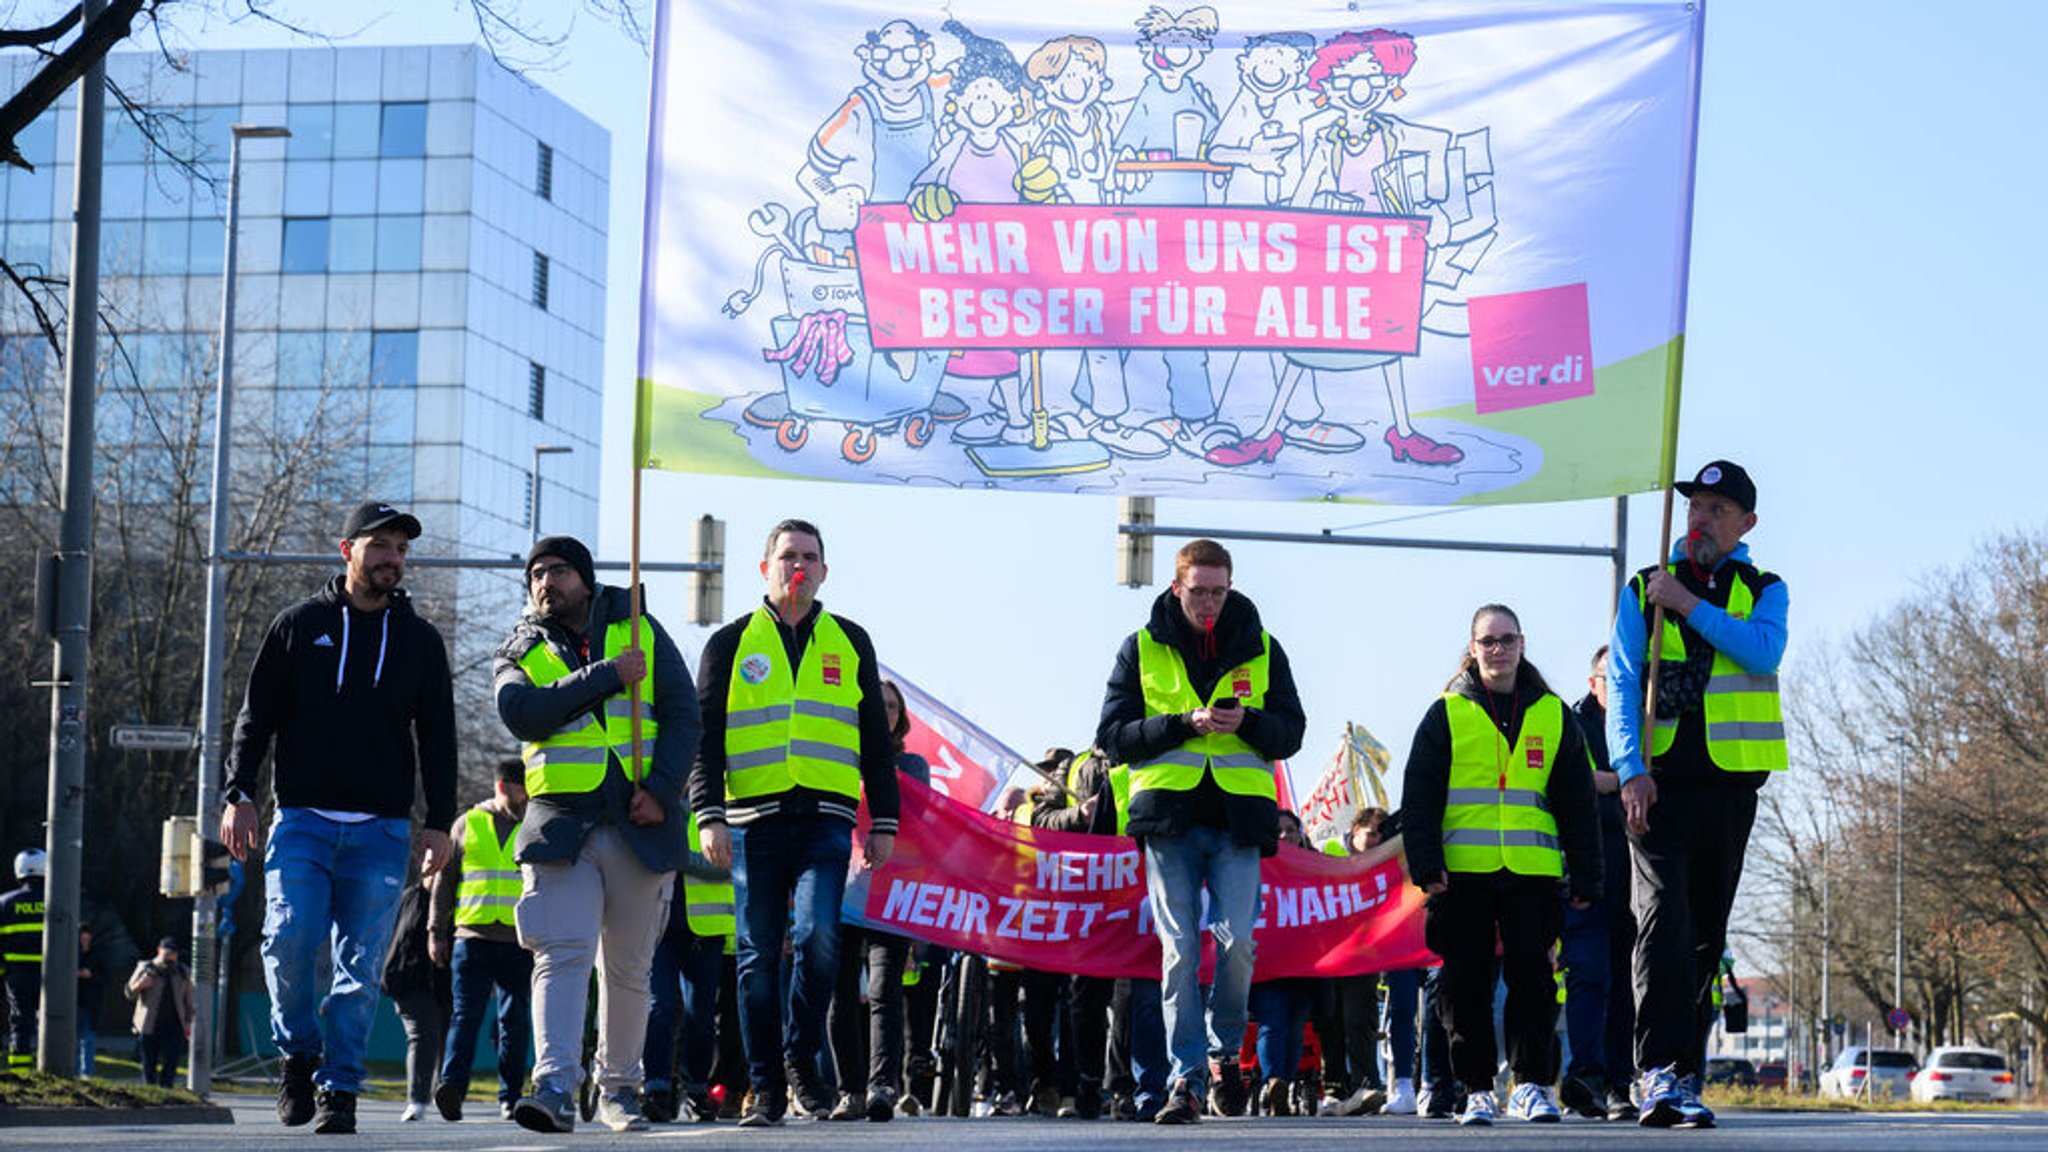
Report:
1819,1047,1917,1099
1911,1047,2018,1103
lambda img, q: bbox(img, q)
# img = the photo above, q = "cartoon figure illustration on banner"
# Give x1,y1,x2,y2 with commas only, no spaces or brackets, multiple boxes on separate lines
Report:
1023,35,1170,461
1202,30,1326,466
722,17,968,463
1207,27,1499,469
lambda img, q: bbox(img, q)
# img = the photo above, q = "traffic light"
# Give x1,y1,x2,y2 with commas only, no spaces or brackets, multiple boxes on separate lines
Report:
1117,496,1155,587
197,838,233,894
690,515,725,626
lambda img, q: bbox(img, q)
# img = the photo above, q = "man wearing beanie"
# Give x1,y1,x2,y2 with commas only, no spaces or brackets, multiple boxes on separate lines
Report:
496,535,702,1134
222,501,457,1135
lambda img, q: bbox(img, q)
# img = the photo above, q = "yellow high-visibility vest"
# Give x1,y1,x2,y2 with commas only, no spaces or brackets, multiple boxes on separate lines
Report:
0,895,43,966
453,807,520,928
1635,566,1787,772
1440,692,1565,877
682,811,735,937
724,608,863,802
1128,631,1275,803
517,619,661,796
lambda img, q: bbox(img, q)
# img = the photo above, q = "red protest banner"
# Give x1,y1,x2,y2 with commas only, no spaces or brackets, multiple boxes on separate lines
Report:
867,777,1434,980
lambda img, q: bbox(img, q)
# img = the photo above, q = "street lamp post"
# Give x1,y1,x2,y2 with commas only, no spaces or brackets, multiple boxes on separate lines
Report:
531,444,571,542
1895,735,1906,1049
191,122,289,1095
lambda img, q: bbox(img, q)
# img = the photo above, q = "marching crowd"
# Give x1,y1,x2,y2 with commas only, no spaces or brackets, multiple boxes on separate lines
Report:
0,456,1779,1132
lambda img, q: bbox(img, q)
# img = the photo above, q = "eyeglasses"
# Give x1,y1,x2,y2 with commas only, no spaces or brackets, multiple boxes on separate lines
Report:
529,562,576,584
1181,584,1231,601
1472,634,1522,651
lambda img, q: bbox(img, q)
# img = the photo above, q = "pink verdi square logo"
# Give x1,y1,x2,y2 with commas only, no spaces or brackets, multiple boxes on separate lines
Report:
1468,282,1594,415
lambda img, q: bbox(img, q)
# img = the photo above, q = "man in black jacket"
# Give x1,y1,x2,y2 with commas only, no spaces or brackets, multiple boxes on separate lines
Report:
1096,538,1306,1124
496,535,701,1134
222,501,457,1135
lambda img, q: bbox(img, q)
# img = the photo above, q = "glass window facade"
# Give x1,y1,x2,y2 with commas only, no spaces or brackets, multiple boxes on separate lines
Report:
380,101,427,158
281,216,329,273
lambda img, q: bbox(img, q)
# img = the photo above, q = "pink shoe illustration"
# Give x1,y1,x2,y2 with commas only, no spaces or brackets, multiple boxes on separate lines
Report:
1384,425,1464,465
1205,431,1284,467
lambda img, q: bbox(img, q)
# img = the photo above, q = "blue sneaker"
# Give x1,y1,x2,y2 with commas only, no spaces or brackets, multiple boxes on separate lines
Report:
1637,1066,1685,1128
1457,1088,1499,1127
1508,1082,1561,1122
1674,1079,1716,1129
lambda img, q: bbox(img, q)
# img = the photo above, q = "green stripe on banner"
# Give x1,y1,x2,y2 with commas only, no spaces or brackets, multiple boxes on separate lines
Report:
635,377,790,478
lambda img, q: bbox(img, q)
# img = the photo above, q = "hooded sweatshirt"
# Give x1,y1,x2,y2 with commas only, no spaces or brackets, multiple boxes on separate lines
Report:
225,574,457,830
1095,587,1306,853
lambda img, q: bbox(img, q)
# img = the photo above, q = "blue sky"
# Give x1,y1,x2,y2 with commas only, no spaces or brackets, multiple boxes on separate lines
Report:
162,0,2048,804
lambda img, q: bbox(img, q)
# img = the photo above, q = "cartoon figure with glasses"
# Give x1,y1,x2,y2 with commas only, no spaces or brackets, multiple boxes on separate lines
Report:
798,19,945,253
1210,28,1493,470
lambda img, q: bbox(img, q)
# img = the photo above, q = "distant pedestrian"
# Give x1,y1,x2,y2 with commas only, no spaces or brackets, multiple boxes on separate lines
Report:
124,937,195,1088
76,926,105,1076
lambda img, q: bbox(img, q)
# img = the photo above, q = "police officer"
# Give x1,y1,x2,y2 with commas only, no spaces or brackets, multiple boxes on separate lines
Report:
1,849,48,1070
1609,461,1788,1129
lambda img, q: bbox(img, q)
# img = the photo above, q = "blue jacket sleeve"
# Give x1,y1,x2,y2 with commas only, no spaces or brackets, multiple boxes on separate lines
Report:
1606,585,1650,784
1686,579,1789,675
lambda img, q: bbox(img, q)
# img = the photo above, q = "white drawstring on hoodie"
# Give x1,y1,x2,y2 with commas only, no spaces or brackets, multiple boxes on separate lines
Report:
335,602,391,693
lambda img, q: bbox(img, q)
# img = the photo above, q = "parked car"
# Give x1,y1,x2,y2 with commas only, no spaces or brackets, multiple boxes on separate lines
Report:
1820,1047,1918,1099
1911,1047,2018,1103
1705,1056,1759,1088
1756,1061,1789,1091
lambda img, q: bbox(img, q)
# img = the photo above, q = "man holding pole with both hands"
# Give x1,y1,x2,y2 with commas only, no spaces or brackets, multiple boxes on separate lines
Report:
496,535,701,1134
1609,460,1788,1129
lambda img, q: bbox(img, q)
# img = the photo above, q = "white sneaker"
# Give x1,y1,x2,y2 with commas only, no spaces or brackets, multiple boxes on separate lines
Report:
400,1101,426,1122
1458,1089,1499,1126
1382,1077,1417,1115
1507,1082,1561,1122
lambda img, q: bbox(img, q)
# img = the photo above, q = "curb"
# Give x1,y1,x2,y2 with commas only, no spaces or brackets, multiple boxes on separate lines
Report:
0,1103,236,1127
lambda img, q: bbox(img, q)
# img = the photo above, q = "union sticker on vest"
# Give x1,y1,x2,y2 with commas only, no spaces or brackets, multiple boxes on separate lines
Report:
739,652,773,685
1526,734,1544,771
822,653,842,687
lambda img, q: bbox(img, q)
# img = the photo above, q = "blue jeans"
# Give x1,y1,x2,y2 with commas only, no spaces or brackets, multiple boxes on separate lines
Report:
1380,968,1421,1081
439,937,533,1103
1143,825,1261,1094
730,815,850,1096
645,929,725,1092
78,1024,96,1077
1247,982,1311,1083
261,809,411,1093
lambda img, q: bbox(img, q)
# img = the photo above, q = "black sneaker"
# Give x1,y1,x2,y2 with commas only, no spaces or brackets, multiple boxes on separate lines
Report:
1109,1092,1138,1122
1606,1084,1639,1122
738,1096,785,1127
1027,1080,1063,1117
1559,1073,1606,1119
1155,1078,1203,1125
276,1054,320,1126
1073,1078,1103,1120
681,1089,719,1123
827,1091,864,1121
865,1087,897,1122
311,1089,357,1135
642,1087,678,1124
513,1086,578,1134
785,1061,833,1117
433,1078,466,1122
1211,1060,1248,1117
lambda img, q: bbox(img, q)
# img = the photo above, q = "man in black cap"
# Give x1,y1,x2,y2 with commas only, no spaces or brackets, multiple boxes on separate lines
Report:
1607,461,1788,1129
496,535,701,1134
222,500,458,1135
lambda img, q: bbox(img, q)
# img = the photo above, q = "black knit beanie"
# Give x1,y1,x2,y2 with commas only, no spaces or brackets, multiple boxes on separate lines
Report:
527,535,596,592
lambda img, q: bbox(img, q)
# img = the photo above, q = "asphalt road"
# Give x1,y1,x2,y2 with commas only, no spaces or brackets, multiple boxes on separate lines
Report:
9,1093,2048,1152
